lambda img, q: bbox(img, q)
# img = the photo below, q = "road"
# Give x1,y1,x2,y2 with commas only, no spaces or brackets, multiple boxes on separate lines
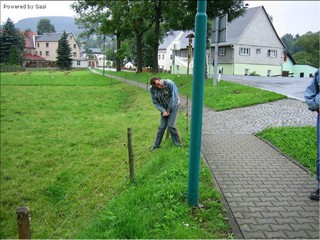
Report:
220,75,314,101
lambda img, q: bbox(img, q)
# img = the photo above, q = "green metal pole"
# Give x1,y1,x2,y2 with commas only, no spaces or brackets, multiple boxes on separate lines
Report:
187,0,207,207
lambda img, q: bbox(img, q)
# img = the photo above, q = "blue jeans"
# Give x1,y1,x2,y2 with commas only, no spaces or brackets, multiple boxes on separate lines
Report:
153,106,181,147
317,113,320,188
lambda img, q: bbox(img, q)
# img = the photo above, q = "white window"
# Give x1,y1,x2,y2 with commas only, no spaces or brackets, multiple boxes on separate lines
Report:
77,61,81,66
162,54,164,59
46,43,49,47
46,51,49,56
158,54,161,59
239,47,250,56
218,47,226,56
256,49,261,54
267,50,277,57
73,52,77,57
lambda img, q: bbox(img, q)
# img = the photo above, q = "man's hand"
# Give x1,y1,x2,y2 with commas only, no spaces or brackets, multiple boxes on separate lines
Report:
163,111,170,117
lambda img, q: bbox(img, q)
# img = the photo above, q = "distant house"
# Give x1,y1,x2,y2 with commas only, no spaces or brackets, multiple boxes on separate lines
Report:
283,52,317,78
210,6,285,77
21,31,86,68
83,48,109,68
158,30,194,74
124,61,134,69
21,30,46,67
35,32,81,61
159,6,287,77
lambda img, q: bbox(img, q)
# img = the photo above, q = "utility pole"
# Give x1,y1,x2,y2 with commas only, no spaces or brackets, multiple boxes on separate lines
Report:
211,14,228,86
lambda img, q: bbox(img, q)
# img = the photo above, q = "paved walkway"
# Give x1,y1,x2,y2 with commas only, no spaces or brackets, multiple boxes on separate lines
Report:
201,100,319,239
92,70,319,239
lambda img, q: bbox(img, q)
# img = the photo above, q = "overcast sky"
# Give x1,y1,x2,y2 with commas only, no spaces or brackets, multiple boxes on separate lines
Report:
1,0,319,37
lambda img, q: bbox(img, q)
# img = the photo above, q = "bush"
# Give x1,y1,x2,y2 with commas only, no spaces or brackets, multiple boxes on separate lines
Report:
249,71,260,76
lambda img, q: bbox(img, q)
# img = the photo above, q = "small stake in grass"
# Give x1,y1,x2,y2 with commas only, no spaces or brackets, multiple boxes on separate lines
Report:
166,127,170,138
16,206,31,239
186,95,189,131
127,128,135,183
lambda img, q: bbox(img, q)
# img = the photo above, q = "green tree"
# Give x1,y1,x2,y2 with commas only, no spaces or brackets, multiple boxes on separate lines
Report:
281,33,301,53
37,18,56,35
127,1,154,72
8,45,21,65
56,31,73,70
292,31,319,67
0,18,25,64
73,0,132,71
282,33,295,52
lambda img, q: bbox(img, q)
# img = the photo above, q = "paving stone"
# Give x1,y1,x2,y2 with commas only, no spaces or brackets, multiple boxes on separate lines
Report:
274,217,298,225
290,223,316,231
305,230,320,239
242,230,266,239
264,231,293,239
284,230,309,239
270,223,293,231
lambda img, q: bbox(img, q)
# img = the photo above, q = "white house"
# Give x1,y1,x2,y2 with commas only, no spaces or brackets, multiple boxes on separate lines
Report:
210,6,286,76
158,30,194,73
159,6,287,77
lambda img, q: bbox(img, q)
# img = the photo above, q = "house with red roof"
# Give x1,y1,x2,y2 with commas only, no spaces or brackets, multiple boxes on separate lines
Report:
21,30,87,68
22,30,46,67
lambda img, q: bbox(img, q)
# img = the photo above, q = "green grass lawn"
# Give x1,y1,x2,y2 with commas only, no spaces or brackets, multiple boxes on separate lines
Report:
99,70,287,111
257,126,317,175
0,70,231,239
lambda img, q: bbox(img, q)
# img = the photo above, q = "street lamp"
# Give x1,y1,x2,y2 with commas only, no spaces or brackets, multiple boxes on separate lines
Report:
186,32,194,76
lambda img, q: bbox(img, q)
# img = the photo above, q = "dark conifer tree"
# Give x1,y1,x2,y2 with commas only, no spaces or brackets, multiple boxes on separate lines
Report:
0,18,25,64
56,31,73,70
8,45,21,65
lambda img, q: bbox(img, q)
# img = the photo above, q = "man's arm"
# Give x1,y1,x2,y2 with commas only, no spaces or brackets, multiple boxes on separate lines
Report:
150,87,166,113
166,80,179,112
305,70,320,111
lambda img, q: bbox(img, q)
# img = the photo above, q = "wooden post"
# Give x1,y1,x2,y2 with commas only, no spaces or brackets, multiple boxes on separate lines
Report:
16,206,31,239
127,128,135,183
186,95,189,131
166,127,170,138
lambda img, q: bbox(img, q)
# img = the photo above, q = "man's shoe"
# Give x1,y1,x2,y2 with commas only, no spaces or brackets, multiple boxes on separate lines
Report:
150,146,160,151
310,189,319,201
